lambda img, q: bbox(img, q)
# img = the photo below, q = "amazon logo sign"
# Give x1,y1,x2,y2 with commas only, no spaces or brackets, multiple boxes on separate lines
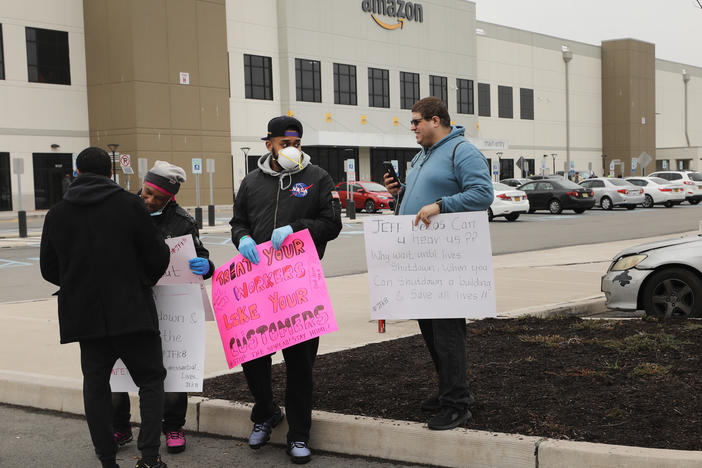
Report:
361,0,424,30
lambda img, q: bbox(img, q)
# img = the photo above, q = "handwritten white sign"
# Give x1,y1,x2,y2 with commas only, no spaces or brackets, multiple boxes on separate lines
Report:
158,235,201,286
110,284,206,392
363,212,496,320
158,235,214,321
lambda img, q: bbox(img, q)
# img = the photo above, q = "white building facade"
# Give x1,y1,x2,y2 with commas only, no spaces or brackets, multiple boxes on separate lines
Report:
0,0,700,211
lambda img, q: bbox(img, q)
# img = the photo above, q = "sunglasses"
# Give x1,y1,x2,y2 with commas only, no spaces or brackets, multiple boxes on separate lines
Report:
410,118,425,126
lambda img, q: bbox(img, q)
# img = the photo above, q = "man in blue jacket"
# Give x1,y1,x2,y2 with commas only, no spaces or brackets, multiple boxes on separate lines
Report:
384,97,493,431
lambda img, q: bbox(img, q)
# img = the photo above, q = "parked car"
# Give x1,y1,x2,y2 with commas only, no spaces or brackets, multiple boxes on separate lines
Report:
334,181,394,213
648,171,702,205
528,175,565,180
579,178,644,210
489,182,529,221
500,178,531,188
518,179,595,214
625,176,685,208
601,235,702,319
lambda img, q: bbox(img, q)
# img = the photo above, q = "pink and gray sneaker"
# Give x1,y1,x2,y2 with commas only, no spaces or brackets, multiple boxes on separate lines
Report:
165,429,186,453
113,428,133,447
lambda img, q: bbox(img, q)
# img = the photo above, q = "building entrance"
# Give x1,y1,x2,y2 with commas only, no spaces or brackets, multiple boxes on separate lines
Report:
370,148,418,184
32,153,73,210
0,153,11,211
303,146,359,184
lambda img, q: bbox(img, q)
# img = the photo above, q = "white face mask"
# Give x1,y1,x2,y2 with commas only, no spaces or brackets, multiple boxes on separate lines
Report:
276,146,303,171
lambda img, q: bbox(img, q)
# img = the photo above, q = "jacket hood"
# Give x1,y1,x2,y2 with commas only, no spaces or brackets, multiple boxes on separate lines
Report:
63,173,124,205
427,125,465,151
257,151,312,189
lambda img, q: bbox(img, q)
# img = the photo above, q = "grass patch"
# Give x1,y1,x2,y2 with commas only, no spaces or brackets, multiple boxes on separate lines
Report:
571,320,617,331
518,334,566,347
629,362,671,379
599,331,690,353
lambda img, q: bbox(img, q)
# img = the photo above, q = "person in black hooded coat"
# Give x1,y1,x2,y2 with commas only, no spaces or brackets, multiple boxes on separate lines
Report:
40,147,171,468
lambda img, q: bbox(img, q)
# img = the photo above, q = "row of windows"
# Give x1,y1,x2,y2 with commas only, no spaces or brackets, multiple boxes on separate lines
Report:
243,54,534,120
0,24,71,85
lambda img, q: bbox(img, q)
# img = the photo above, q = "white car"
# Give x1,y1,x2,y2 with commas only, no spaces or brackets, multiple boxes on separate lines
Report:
648,171,702,205
625,176,686,208
489,182,529,221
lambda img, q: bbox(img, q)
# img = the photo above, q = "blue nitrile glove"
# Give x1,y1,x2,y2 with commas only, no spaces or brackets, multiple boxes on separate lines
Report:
238,235,259,264
272,225,293,250
189,257,210,275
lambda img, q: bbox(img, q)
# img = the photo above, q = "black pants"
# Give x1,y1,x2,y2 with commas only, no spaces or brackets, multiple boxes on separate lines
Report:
79,332,166,463
112,391,187,433
418,318,473,411
241,337,319,443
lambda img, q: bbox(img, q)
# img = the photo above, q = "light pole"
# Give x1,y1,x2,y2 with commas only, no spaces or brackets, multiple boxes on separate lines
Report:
496,151,502,180
562,47,573,180
240,146,251,174
683,69,691,148
601,154,607,177
542,154,548,176
107,143,119,182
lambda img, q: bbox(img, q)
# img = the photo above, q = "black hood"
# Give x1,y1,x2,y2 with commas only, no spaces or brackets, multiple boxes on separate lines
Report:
63,173,124,205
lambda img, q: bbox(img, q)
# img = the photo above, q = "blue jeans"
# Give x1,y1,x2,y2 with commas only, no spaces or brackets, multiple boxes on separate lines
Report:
418,318,473,410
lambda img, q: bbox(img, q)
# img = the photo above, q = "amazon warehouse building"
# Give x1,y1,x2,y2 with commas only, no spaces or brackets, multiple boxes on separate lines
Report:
0,0,700,211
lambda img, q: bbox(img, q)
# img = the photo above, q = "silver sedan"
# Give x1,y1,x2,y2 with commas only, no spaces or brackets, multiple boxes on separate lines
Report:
579,177,645,210
601,236,702,318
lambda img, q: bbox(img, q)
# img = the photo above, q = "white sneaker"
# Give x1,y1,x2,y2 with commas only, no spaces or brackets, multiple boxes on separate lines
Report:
248,407,284,449
286,441,312,464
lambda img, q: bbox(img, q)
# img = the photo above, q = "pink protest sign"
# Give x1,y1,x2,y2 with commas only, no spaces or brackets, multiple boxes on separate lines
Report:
211,229,337,368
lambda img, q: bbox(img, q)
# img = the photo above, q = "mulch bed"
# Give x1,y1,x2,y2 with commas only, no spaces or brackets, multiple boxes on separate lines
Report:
202,316,702,451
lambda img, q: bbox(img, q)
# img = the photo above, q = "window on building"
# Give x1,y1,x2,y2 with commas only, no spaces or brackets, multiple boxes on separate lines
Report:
368,67,389,108
400,72,420,110
26,27,71,85
498,85,513,118
295,58,321,102
478,83,490,117
0,24,5,80
520,88,534,120
333,63,357,105
429,75,447,106
456,78,474,114
244,54,273,100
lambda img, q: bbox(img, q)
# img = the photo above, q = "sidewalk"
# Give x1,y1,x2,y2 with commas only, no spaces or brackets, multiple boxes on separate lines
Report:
1,232,700,467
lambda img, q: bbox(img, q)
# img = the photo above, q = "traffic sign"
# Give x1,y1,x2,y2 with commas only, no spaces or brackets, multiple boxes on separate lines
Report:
120,154,131,168
569,160,575,175
609,161,615,171
206,158,215,173
192,158,203,174
638,152,652,167
632,159,638,171
662,160,668,170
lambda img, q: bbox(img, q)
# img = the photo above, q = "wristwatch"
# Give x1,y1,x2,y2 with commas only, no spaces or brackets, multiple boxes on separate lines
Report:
435,198,443,212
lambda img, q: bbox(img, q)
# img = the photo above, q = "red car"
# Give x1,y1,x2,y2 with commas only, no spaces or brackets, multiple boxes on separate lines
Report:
334,181,395,213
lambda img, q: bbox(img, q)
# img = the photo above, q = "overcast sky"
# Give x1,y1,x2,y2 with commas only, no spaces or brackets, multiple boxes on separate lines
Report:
472,0,701,67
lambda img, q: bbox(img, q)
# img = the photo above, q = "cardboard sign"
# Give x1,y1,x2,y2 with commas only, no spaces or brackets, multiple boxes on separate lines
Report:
363,212,496,320
110,284,206,392
211,230,337,369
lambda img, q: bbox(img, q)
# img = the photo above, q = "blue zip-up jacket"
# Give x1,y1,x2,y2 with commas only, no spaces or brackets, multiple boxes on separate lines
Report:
399,126,493,215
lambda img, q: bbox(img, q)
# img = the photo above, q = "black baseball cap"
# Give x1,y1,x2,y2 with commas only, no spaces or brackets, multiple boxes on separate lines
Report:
261,116,303,140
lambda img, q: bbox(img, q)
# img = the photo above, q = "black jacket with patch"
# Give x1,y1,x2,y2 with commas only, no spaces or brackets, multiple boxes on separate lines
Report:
230,163,342,259
40,173,170,344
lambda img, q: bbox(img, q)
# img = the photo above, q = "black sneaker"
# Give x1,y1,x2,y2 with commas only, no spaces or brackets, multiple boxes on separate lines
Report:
427,406,471,430
420,395,440,412
113,428,133,447
248,406,285,449
286,441,312,464
135,456,167,468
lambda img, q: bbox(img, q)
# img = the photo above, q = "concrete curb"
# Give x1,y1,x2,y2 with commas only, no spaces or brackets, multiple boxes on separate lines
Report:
502,295,608,319
2,373,700,468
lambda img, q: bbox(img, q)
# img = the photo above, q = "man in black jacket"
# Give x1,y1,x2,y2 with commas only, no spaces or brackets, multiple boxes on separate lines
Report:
112,161,214,455
40,147,170,468
230,116,342,464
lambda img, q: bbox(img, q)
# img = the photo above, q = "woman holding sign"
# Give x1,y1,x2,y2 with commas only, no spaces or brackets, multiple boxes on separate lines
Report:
230,116,342,464
112,161,214,455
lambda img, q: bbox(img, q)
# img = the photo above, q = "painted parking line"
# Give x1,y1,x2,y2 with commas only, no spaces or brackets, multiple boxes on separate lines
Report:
0,258,34,269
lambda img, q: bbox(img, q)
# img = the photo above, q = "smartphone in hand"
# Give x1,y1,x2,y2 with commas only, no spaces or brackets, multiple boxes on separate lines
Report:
382,161,400,186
